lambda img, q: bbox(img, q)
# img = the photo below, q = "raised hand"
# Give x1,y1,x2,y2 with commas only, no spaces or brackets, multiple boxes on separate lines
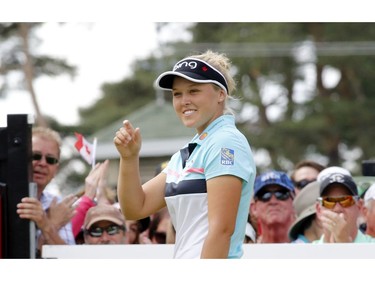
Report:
47,194,77,229
113,120,142,159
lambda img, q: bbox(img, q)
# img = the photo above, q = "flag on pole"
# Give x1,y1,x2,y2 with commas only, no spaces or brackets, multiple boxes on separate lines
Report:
74,132,96,167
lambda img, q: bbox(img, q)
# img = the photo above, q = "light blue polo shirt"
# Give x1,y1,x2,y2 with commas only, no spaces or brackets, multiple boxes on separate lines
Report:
163,114,256,258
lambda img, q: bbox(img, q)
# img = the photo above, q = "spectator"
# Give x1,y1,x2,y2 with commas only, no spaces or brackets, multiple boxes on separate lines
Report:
16,127,76,257
361,183,375,237
71,160,113,244
148,207,171,244
290,160,325,195
83,204,127,245
114,50,256,258
244,198,259,243
288,181,322,243
314,171,375,243
250,170,296,243
125,216,151,244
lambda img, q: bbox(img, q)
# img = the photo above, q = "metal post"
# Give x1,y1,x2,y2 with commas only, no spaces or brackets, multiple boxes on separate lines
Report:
0,114,34,258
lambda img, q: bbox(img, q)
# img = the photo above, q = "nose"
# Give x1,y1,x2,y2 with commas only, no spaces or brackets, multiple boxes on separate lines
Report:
181,93,191,105
332,202,343,212
99,231,111,242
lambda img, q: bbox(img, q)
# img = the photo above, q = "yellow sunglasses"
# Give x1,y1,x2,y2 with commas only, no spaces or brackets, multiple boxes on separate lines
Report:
318,195,359,209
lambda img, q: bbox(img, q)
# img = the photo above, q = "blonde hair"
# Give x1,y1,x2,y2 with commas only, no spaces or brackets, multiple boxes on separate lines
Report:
190,50,236,96
32,126,62,157
189,50,237,114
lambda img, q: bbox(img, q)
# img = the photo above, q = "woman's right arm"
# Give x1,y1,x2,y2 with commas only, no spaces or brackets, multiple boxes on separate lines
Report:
114,120,166,220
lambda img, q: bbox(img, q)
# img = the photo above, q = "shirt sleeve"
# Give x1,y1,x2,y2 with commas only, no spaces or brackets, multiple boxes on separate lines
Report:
71,195,96,237
204,131,254,182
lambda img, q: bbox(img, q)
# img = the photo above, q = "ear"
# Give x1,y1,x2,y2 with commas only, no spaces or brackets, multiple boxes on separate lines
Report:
218,89,226,103
250,200,258,216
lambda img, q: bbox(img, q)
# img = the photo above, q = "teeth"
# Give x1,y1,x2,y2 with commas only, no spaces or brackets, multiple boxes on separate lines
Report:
184,110,195,115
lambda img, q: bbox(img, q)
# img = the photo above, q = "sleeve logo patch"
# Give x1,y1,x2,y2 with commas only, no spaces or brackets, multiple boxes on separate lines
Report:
221,148,234,165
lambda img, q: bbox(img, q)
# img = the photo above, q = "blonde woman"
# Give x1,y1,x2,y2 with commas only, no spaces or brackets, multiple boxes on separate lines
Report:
114,50,256,258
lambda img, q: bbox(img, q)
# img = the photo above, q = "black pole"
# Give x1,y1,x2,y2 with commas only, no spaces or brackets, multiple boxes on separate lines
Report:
0,114,34,258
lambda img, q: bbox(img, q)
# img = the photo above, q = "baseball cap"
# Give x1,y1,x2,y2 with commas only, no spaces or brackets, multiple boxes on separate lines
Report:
320,173,358,196
155,57,228,94
364,183,375,202
317,166,351,182
288,181,320,241
84,204,126,230
254,170,295,196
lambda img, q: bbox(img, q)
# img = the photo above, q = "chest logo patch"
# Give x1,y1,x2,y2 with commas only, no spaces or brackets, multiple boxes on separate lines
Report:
199,132,208,140
221,148,234,165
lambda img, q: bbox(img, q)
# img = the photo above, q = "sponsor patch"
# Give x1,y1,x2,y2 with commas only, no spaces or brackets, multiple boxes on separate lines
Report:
199,132,208,140
221,148,234,165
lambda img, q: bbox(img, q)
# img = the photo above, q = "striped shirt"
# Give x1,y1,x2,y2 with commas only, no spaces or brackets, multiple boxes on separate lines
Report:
163,115,255,258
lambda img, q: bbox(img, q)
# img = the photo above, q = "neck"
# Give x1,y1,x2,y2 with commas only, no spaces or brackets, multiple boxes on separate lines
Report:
259,224,291,243
303,220,322,242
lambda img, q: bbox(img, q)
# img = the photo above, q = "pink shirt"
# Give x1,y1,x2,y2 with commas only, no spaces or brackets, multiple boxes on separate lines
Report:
71,195,96,237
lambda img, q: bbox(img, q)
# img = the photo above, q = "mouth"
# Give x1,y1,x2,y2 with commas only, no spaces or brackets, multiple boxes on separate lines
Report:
183,109,196,116
33,168,47,177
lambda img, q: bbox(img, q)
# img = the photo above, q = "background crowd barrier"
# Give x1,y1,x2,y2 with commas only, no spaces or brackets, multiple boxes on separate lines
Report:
42,243,375,259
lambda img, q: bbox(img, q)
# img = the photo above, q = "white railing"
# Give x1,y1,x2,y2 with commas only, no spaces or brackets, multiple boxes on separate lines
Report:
42,243,375,259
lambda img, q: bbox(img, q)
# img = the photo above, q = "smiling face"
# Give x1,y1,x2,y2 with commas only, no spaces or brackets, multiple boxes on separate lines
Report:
84,220,127,245
172,76,226,135
32,135,60,195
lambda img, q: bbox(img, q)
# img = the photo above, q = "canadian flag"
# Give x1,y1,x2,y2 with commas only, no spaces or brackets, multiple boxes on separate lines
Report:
74,132,96,166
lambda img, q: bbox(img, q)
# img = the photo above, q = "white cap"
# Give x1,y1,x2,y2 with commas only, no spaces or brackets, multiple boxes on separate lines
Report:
317,166,351,183
364,183,375,202
245,222,256,243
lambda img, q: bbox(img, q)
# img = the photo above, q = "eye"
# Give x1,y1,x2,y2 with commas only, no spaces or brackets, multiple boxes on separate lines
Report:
172,91,182,97
189,88,200,94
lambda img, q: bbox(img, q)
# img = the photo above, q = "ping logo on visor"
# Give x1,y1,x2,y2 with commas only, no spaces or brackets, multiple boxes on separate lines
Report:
156,58,229,94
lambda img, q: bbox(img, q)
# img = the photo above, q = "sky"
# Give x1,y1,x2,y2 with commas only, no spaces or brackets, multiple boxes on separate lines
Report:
0,2,370,128
0,22,193,127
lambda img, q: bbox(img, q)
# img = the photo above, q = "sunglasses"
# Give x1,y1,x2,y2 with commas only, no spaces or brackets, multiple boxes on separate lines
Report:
32,152,59,165
85,225,125,238
318,195,359,209
293,179,314,190
255,190,292,202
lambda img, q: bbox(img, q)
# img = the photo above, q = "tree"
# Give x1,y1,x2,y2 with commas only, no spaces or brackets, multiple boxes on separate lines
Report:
0,23,77,127
77,23,375,175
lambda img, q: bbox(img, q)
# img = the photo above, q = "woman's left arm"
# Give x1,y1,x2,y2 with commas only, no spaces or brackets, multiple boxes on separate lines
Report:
200,175,242,258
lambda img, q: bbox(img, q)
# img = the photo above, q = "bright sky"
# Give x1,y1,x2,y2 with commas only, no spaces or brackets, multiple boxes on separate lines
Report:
0,1,369,128
0,22,174,126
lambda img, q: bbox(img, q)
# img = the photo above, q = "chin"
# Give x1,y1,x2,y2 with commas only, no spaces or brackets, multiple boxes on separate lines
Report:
182,121,196,128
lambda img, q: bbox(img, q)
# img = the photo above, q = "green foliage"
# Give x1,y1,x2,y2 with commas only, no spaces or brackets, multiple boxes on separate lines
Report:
0,23,76,78
77,23,375,174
